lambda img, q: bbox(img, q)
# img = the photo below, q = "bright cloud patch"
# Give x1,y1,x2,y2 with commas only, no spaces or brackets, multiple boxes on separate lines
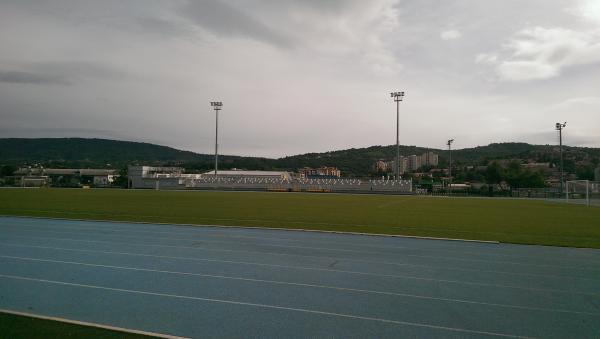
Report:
440,30,461,40
480,26,600,81
578,0,600,23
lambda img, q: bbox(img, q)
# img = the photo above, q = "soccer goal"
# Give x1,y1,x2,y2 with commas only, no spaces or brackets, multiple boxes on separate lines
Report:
566,180,600,207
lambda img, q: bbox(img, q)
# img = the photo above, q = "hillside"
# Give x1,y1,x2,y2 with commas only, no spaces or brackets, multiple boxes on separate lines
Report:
277,142,600,177
1,138,598,177
0,138,224,168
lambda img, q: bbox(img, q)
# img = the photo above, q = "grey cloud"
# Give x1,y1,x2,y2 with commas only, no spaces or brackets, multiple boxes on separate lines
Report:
134,17,189,37
1,0,600,156
518,131,598,147
244,0,361,13
0,61,132,87
0,127,126,139
30,61,130,81
0,70,69,85
181,1,291,47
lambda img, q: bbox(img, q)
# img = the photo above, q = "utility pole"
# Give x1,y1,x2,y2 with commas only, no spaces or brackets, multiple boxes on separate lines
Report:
210,101,223,176
390,91,405,180
555,122,566,196
447,139,454,196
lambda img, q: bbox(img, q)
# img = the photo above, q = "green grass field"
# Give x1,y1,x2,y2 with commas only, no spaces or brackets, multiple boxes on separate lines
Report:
0,311,154,339
1,188,599,248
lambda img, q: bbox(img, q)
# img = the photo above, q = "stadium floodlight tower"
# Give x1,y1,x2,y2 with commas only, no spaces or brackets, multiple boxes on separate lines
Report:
447,139,454,195
390,91,405,180
556,122,567,195
210,101,223,176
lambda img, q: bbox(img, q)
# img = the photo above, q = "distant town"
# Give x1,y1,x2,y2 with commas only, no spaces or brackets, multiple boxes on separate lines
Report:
1,138,599,196
374,152,439,174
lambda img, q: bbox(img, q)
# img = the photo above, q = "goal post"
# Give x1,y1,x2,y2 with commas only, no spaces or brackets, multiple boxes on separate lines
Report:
566,180,600,207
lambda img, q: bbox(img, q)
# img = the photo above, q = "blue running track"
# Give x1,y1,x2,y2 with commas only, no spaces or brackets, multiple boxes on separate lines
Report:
0,216,599,338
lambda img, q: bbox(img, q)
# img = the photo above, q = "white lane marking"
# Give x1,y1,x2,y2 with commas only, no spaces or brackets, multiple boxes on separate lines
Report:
5,221,415,251
1,225,397,255
1,240,597,283
4,226,600,272
1,254,597,317
0,273,536,339
1,241,599,297
0,308,189,339
6,221,600,265
0,220,518,255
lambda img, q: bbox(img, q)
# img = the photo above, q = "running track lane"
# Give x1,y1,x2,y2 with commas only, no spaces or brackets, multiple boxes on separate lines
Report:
0,216,599,338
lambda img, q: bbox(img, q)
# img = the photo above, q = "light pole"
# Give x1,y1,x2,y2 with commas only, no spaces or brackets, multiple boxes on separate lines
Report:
210,101,223,176
447,139,454,196
390,91,405,180
555,122,566,195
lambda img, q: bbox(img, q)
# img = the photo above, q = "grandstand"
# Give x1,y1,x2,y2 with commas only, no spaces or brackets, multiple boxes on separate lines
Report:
185,176,411,193
128,166,412,193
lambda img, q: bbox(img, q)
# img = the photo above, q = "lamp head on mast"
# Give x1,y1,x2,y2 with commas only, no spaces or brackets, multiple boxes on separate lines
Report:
210,101,223,110
390,92,405,102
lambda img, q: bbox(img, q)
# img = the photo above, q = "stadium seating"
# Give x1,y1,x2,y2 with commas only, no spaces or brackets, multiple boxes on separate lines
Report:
182,176,412,193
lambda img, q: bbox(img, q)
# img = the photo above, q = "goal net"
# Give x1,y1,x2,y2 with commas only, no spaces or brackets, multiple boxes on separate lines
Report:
566,180,600,207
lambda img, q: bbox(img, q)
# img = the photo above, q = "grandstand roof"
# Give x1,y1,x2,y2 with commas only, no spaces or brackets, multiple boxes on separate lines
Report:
202,170,290,177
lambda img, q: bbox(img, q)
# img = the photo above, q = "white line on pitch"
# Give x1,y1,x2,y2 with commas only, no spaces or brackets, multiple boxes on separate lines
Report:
0,273,535,338
0,254,597,317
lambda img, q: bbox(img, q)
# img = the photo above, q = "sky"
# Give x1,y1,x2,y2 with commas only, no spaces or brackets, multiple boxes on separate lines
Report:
1,0,600,158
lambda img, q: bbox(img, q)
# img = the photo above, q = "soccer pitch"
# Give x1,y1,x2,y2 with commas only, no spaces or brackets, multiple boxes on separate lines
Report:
1,188,599,248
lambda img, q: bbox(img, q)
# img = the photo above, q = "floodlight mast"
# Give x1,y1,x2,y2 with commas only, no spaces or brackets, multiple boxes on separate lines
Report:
556,122,567,195
447,139,454,196
210,101,223,176
390,91,405,180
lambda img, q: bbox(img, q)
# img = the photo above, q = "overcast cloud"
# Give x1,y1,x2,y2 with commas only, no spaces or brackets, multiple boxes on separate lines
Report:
1,0,599,157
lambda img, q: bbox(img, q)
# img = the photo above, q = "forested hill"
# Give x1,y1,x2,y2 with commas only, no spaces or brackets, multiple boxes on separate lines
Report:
0,138,219,167
1,138,598,177
278,142,599,172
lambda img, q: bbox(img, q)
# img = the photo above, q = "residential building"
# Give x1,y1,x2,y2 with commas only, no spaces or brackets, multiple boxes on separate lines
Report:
374,151,439,174
408,155,420,171
389,158,409,175
401,157,409,174
420,152,439,167
374,160,389,172
299,167,341,178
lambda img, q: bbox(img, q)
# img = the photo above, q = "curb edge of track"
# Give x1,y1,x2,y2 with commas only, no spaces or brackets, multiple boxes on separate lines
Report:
0,214,501,244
